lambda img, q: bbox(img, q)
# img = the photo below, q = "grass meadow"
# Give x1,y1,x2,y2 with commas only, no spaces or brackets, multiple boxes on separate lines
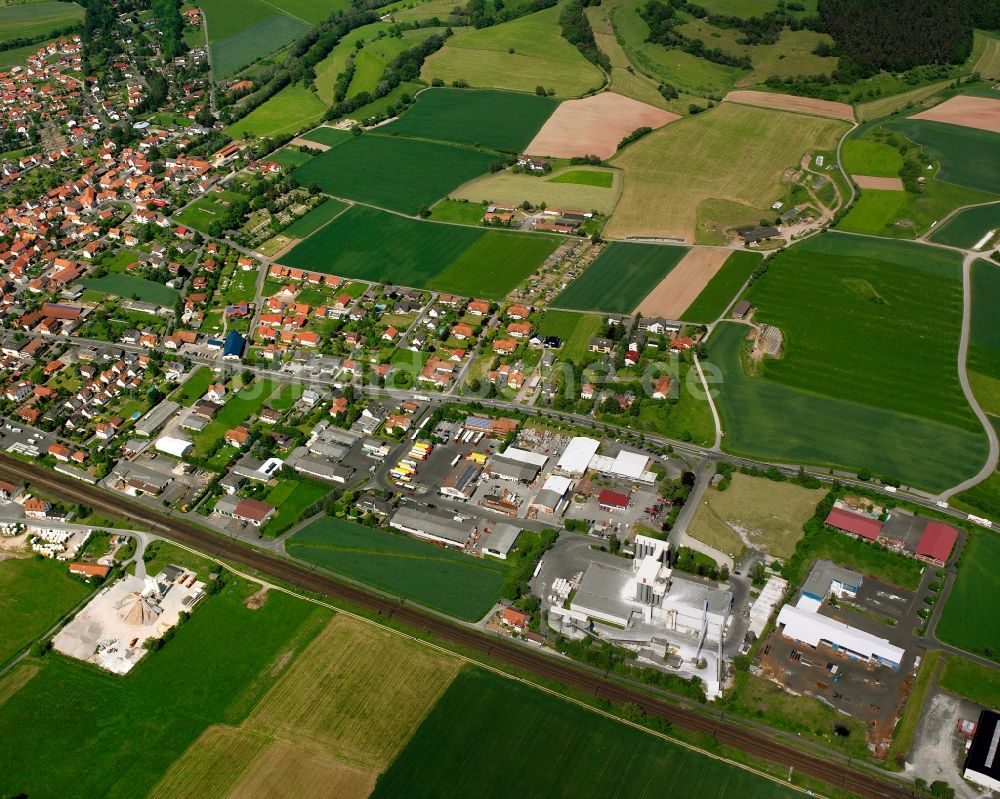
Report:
0,578,331,798
223,81,326,139
936,529,1000,661
279,205,554,297
680,250,761,322
293,133,498,215
299,126,352,147
708,322,987,491
313,22,388,103
0,2,83,43
175,189,247,232
537,309,605,362
420,6,604,97
381,88,557,152
607,103,848,242
283,198,349,238
837,181,997,238
939,656,1000,710
929,202,1000,248
373,667,804,798
0,558,90,666
428,198,485,225
886,118,1000,195
171,366,214,406
549,169,615,188
82,274,178,306
554,242,689,313
855,79,954,122
453,168,621,215
286,516,509,620
841,138,904,177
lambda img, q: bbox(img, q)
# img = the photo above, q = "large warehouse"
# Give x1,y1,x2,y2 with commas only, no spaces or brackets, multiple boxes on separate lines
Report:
963,709,1000,791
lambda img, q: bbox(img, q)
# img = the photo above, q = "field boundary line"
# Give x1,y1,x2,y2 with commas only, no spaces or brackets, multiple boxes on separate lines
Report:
157,537,826,799
253,0,311,26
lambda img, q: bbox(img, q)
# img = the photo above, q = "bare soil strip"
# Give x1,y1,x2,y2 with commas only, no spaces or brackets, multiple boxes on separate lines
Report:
290,136,330,151
526,91,679,159
852,174,904,190
636,247,730,318
909,95,1000,133
724,90,855,121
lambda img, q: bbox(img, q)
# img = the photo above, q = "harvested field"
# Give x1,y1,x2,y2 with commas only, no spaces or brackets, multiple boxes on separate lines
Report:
910,95,1000,134
975,36,1000,80
150,726,267,799
290,135,329,151
452,167,621,215
724,90,854,121
247,615,460,769
525,91,679,159
0,664,37,711
853,175,904,190
229,740,376,799
636,246,729,318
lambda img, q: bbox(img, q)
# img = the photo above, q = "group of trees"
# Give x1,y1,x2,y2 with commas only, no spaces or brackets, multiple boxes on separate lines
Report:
559,0,610,70
150,0,186,62
641,0,752,69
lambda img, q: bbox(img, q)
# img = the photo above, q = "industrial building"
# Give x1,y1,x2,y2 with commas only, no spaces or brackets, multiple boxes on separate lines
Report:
528,475,572,515
776,561,904,669
389,506,475,548
440,459,482,500
134,400,179,437
482,524,521,559
155,435,192,458
554,437,656,483
963,709,1000,792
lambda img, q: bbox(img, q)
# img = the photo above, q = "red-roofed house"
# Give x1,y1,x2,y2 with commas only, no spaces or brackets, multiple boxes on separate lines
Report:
598,489,629,512
501,607,528,631
825,507,883,542
915,521,957,567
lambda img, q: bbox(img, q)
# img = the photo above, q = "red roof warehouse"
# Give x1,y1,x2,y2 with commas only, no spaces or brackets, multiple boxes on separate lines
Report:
598,489,629,512
825,507,883,541
915,521,958,566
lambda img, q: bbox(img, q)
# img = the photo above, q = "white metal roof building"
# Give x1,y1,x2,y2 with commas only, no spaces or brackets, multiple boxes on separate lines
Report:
155,435,192,458
556,437,599,475
499,447,548,469
482,524,521,559
776,601,904,669
747,575,788,637
389,506,475,547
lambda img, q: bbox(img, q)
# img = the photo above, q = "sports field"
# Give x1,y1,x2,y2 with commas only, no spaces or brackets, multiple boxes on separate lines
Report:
453,167,621,215
607,103,848,242
198,0,310,77
687,473,824,560
279,205,555,297
286,516,509,620
380,88,557,152
82,274,178,307
373,667,803,798
293,133,497,215
283,198,349,238
936,529,1000,661
680,250,761,323
222,82,325,140
885,117,1000,194
553,242,689,313
929,202,1000,249
420,6,604,97
0,1,83,44
0,558,90,666
0,578,332,798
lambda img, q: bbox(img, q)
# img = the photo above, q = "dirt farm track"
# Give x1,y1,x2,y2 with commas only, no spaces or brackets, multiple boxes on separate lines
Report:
0,453,923,799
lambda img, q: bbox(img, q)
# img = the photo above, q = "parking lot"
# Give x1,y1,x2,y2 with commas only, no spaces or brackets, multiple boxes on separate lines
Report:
563,483,665,543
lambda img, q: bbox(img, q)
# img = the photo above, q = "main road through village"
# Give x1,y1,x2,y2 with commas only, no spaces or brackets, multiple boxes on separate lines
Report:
0,452,922,799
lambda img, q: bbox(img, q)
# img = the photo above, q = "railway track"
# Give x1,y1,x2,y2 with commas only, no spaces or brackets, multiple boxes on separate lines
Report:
2,455,920,799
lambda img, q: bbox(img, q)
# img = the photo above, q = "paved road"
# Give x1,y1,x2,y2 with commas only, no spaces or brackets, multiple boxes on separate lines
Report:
939,250,999,500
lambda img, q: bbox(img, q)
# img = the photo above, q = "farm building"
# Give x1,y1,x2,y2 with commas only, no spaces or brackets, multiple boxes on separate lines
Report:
69,562,110,579
737,226,780,244
963,710,1000,792
731,300,753,319
915,521,957,567
825,506,883,542
389,506,475,548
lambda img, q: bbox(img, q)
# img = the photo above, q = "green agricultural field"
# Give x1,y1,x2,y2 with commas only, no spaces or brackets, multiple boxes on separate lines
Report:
548,169,615,188
0,578,330,798
283,198,348,237
680,250,761,323
0,558,90,665
837,181,997,239
313,22,389,104
428,198,485,225
537,309,605,363
421,6,604,97
267,0,352,24
886,118,1000,195
293,133,497,215
299,126,351,148
969,258,1000,384
287,517,508,621
841,138,904,177
373,667,803,799
428,231,559,297
348,35,413,96
200,0,309,77
0,1,83,44
607,102,848,242
171,366,215,406
380,88,557,152
280,204,556,297
939,656,1000,710
929,202,1000,248
936,530,1000,661
175,190,247,232
454,167,621,215
346,80,424,124
554,242,689,313
709,323,985,492
747,234,976,432
81,274,178,307
223,82,326,139
268,147,314,169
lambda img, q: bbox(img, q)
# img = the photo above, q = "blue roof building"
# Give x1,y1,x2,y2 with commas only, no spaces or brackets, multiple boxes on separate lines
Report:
223,330,245,360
